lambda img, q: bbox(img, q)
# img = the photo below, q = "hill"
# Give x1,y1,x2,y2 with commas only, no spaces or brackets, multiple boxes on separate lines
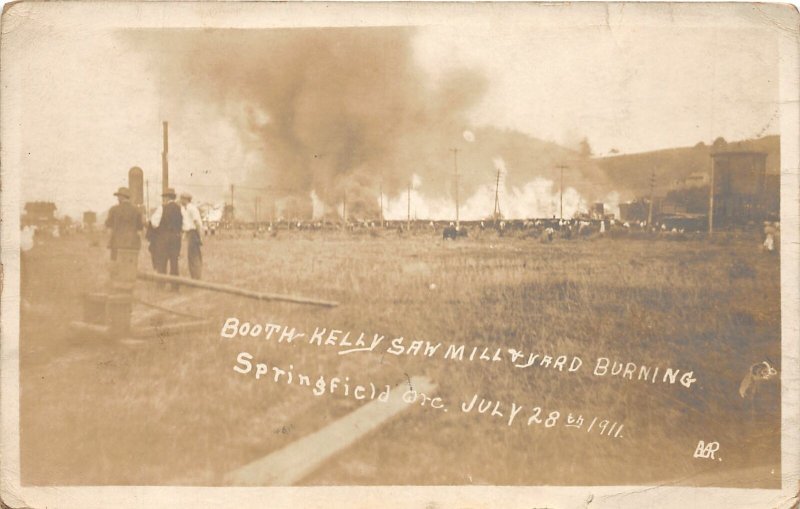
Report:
595,135,780,201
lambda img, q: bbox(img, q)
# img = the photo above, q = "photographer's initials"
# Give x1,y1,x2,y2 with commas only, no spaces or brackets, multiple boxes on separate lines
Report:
694,440,721,460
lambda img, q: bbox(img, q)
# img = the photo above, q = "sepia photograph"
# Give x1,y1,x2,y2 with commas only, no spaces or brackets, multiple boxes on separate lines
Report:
1,2,798,508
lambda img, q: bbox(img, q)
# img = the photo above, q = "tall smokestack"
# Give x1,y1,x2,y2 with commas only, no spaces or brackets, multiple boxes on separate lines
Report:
162,121,169,203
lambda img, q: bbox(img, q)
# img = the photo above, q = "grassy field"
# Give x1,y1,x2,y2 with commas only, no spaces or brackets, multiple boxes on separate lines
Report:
19,229,781,487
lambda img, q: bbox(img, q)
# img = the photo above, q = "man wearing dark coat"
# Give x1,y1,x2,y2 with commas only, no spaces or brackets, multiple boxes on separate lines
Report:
150,187,183,290
105,187,142,260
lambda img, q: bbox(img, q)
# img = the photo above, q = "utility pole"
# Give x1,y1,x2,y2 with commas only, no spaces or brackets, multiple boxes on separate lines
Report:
145,179,150,217
557,164,568,221
493,167,502,224
379,181,384,227
161,121,169,203
407,182,411,231
647,168,656,227
450,148,460,228
708,155,715,237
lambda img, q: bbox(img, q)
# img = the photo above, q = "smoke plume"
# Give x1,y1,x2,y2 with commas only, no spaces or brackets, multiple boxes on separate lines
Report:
131,28,487,217
130,28,614,220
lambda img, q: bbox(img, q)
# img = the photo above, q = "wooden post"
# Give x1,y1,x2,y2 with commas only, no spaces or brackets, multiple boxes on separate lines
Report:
128,167,144,210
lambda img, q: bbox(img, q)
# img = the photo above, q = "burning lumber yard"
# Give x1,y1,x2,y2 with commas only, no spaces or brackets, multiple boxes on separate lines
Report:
10,4,790,503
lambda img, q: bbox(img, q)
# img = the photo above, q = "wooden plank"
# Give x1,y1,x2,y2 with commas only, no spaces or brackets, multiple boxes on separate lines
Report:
69,321,110,338
226,376,436,486
130,320,209,338
137,272,339,308
131,294,195,323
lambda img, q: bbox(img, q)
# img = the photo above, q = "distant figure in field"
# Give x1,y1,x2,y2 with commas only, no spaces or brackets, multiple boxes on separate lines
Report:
180,192,204,279
150,187,183,290
105,186,142,261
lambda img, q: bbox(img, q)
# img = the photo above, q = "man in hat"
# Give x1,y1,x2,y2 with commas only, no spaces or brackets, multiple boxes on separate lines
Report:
180,191,204,279
105,187,142,261
149,187,183,290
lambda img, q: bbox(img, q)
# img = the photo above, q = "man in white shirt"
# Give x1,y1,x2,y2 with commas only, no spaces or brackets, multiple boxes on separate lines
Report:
180,191,204,279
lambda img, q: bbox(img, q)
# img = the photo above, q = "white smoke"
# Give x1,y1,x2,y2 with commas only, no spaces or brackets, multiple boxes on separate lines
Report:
310,190,326,220
603,190,621,219
492,156,507,176
383,174,589,221
199,202,225,222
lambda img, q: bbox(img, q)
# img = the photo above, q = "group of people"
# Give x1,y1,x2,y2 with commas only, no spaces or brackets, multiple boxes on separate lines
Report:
105,186,204,289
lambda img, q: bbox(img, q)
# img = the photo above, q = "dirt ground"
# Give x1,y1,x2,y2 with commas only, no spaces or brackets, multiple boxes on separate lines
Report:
19,229,781,487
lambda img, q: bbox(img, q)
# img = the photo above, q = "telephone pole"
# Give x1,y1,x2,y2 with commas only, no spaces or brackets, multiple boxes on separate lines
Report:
407,182,411,231
557,164,568,221
493,167,502,224
379,181,384,227
230,184,235,223
708,155,716,236
647,168,656,227
145,179,150,216
450,148,460,228
161,121,169,203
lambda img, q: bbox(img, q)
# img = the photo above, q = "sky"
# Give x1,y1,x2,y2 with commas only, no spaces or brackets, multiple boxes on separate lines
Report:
412,24,779,155
8,4,782,218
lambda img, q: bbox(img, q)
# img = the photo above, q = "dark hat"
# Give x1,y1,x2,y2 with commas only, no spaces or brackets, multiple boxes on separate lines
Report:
162,187,177,198
114,187,131,198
